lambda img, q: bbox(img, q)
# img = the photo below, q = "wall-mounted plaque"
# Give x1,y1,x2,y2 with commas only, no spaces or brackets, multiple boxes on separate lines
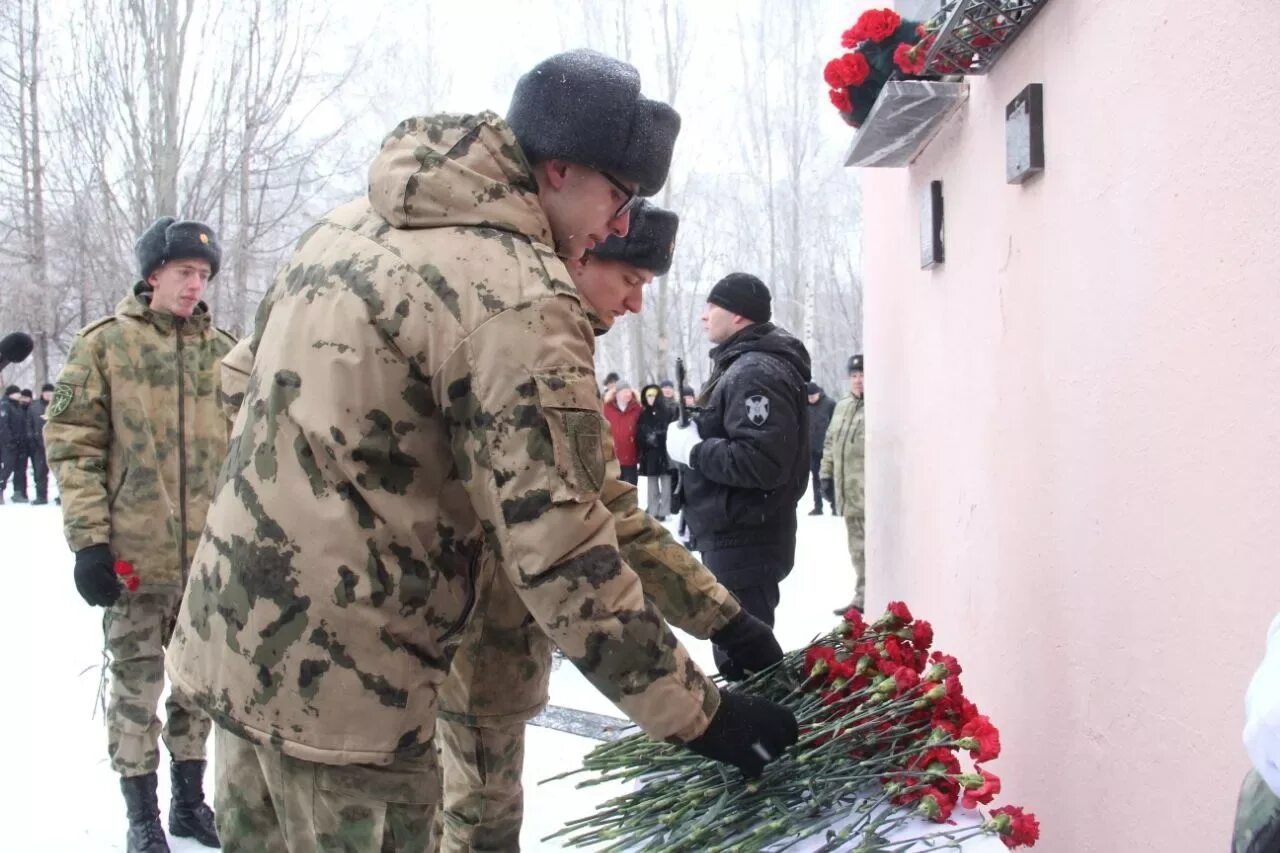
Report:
1006,83,1045,184
920,180,944,269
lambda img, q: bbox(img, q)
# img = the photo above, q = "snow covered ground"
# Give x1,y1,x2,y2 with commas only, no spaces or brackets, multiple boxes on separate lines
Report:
2,478,997,851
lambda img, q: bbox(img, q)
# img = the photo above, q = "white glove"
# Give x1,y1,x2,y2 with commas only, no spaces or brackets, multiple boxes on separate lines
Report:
1244,613,1280,797
665,420,702,468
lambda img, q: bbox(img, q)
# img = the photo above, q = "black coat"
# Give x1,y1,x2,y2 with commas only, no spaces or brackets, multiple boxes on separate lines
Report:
0,398,28,450
27,398,46,448
636,385,674,476
808,392,836,459
680,322,812,557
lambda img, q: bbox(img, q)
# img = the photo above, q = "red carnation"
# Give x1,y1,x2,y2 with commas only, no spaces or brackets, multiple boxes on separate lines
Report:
894,42,928,75
960,714,1001,762
829,87,852,113
917,786,956,822
894,666,920,694
961,767,1002,809
823,52,871,89
887,600,913,624
854,8,902,43
989,805,1040,848
911,620,934,651
929,651,962,678
805,645,838,678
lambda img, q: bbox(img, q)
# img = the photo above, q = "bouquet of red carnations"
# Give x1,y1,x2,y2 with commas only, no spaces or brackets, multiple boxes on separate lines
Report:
546,602,1039,852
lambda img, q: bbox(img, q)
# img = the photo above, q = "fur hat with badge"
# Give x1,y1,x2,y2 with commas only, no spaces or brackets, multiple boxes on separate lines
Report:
589,201,679,276
135,216,222,281
507,49,681,197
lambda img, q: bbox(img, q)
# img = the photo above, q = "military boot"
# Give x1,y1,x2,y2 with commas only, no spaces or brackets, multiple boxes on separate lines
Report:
120,773,170,853
169,759,220,847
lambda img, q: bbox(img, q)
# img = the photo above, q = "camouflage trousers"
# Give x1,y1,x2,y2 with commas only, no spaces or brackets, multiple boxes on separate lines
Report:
1232,768,1280,853
435,566,554,852
104,588,211,776
844,513,866,610
214,726,440,853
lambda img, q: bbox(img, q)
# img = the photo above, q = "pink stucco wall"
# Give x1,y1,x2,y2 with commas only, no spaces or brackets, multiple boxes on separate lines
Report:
862,1,1280,849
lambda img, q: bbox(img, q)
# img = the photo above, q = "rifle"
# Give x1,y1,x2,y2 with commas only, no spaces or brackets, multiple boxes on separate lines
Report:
675,357,689,427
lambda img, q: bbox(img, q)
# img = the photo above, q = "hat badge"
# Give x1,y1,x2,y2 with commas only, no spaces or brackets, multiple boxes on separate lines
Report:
199,232,210,244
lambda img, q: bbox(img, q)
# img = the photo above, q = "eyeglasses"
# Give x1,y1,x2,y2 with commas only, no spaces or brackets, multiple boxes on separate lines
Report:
601,171,641,220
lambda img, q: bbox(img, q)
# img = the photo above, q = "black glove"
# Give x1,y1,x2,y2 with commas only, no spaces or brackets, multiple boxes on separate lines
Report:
684,690,798,778
74,544,122,607
711,610,784,682
821,477,835,506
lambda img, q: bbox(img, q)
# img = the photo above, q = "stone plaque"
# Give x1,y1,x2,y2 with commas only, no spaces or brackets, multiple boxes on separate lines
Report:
1006,83,1045,184
920,180,944,269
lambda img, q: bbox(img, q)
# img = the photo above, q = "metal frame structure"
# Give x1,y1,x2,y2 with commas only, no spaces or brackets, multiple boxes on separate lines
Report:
924,0,1052,76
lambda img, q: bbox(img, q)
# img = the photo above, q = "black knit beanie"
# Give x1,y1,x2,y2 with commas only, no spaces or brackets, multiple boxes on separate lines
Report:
707,273,771,323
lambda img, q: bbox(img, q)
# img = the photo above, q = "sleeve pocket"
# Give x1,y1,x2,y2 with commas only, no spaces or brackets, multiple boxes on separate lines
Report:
534,374,605,501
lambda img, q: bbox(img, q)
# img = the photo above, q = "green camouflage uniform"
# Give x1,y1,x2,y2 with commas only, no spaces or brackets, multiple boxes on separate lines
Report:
44,285,234,776
1233,768,1280,853
167,112,723,849
820,394,866,609
434,419,740,851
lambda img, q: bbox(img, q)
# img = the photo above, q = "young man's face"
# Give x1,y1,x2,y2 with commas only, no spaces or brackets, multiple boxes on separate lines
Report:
19,395,31,407
661,386,674,398
808,392,820,404
701,302,745,345
616,388,634,406
683,394,695,407
539,161,637,260
41,390,52,402
565,256,653,331
148,258,212,318
850,371,864,397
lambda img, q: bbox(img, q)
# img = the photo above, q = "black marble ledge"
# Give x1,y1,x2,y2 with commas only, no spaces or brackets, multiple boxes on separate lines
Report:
844,80,969,169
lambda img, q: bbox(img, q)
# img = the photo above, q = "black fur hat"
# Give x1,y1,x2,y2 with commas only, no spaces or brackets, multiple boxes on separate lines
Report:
135,217,222,280
848,354,864,374
588,201,679,276
507,50,681,197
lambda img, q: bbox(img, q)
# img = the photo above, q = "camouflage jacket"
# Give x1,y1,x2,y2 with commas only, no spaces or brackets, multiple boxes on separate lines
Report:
167,112,721,767
44,284,236,588
820,394,865,517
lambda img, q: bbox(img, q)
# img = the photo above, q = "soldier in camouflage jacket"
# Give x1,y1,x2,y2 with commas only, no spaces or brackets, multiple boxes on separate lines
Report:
434,201,787,850
45,217,229,852
167,51,797,851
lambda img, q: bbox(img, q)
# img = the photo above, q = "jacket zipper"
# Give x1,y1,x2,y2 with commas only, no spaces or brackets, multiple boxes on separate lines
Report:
176,321,189,578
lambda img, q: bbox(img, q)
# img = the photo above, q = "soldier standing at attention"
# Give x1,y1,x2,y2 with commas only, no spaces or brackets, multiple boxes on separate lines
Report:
45,218,231,852
166,50,797,851
821,354,867,614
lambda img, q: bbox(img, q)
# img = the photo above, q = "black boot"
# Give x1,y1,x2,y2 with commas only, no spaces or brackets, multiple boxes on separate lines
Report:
169,759,220,847
120,773,170,853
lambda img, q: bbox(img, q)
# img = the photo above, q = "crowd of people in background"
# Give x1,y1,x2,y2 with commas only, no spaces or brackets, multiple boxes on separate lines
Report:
0,383,53,505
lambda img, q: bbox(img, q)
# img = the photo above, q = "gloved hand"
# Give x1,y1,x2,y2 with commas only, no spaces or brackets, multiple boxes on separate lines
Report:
712,610,784,682
684,690,798,778
1245,613,1280,796
665,420,701,468
821,477,835,506
74,544,122,607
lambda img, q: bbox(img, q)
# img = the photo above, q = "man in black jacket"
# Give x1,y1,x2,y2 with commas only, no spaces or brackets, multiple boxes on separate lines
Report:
667,273,811,638
0,385,30,503
806,381,837,515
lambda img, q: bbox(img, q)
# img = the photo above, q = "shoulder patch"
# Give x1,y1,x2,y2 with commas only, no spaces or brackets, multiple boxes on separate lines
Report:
47,383,76,419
